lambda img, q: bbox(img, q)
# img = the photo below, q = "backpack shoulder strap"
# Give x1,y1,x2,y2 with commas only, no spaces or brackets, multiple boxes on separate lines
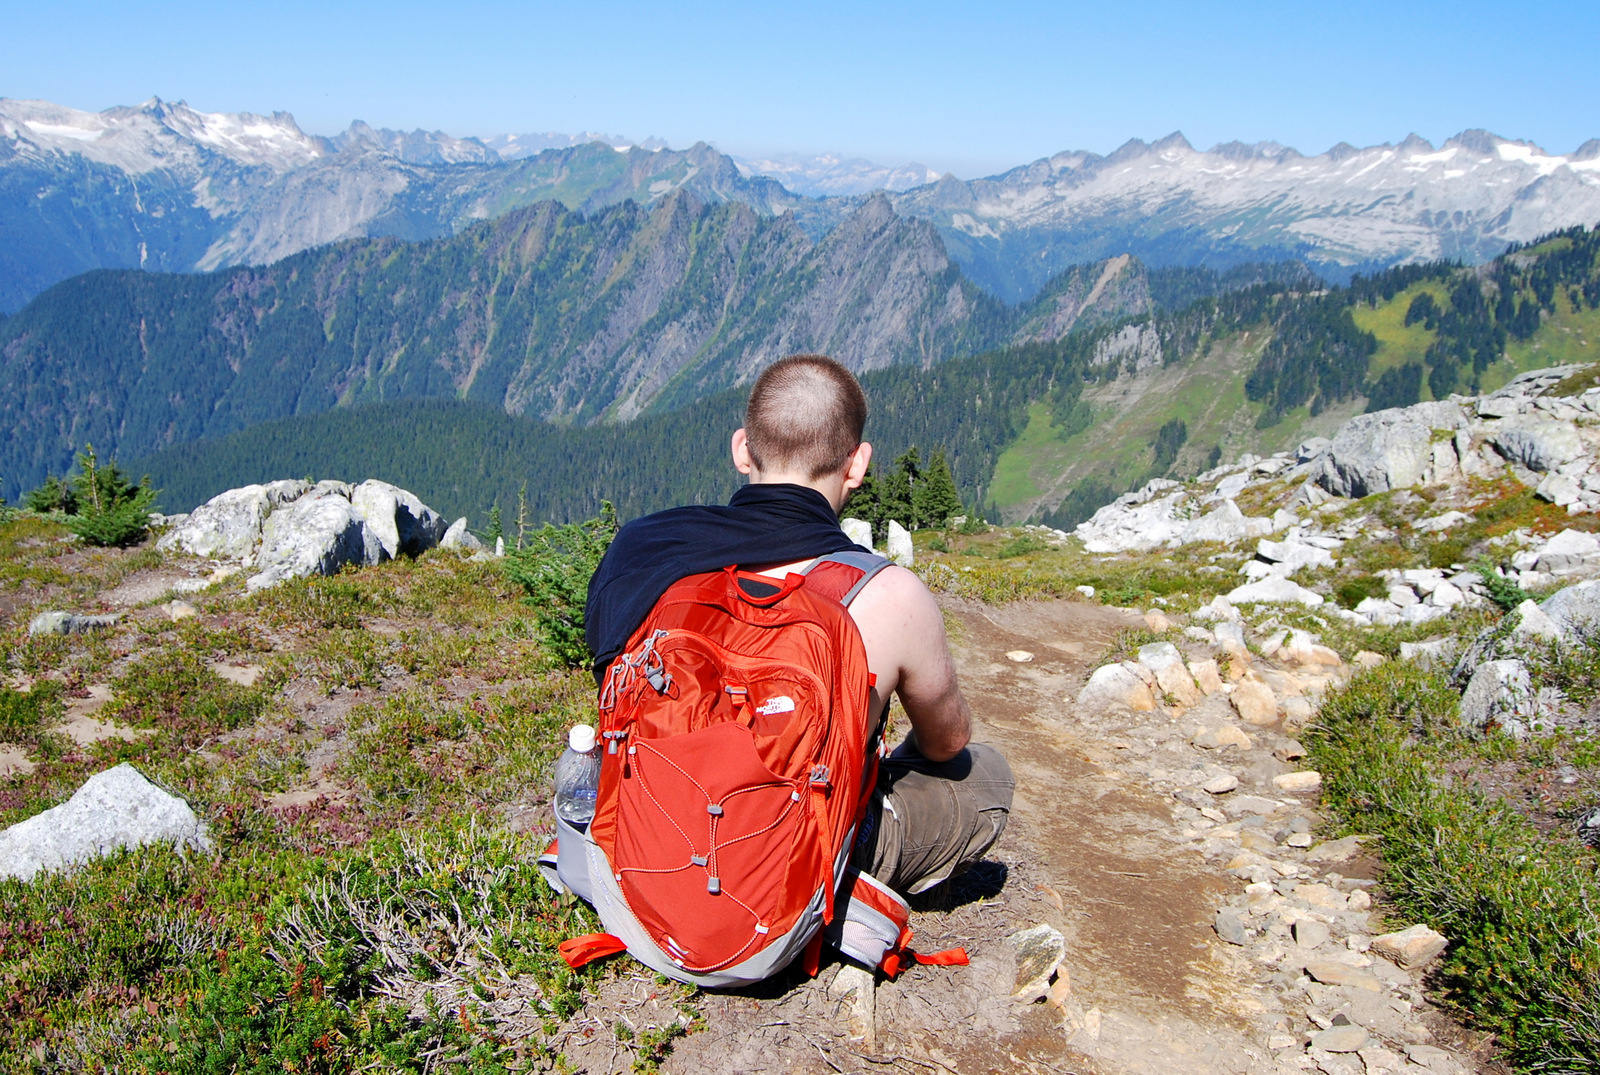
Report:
801,550,895,608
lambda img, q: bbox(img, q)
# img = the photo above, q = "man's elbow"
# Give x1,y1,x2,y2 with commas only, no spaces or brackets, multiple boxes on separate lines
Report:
916,722,971,764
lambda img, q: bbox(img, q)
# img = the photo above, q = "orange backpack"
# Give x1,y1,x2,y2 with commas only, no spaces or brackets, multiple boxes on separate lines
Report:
546,551,967,986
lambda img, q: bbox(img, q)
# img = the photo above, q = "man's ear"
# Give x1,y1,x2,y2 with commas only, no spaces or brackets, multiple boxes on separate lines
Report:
731,428,756,476
841,441,872,492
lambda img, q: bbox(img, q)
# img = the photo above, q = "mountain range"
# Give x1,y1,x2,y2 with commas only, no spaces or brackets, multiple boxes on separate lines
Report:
5,97,1599,312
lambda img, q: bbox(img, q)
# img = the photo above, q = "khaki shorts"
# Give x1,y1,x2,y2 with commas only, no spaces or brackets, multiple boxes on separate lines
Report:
852,741,1014,894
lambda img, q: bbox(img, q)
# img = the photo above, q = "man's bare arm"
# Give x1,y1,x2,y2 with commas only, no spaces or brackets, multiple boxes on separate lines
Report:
850,566,971,763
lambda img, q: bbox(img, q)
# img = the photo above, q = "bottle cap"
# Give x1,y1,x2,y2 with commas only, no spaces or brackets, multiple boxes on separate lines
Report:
569,724,597,753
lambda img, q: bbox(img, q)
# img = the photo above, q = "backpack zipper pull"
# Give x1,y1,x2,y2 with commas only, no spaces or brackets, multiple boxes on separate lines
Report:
602,729,629,754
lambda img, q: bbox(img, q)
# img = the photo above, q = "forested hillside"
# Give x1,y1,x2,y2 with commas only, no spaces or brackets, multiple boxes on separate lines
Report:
52,228,1600,529
0,191,1171,499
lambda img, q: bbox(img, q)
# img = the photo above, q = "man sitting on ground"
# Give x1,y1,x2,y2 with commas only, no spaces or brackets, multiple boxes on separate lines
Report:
585,353,1013,895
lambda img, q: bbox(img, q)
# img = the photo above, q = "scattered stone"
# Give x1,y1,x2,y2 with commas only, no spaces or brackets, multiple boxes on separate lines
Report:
1310,1024,1371,1053
1273,771,1323,793
1230,678,1278,726
210,662,264,687
1293,919,1331,949
1458,658,1537,738
1225,577,1325,607
1286,832,1314,848
1078,663,1158,712
1222,794,1280,817
1304,960,1383,992
1138,642,1203,706
1404,1044,1457,1071
1193,724,1253,751
1214,910,1248,945
1399,639,1455,668
886,520,914,567
1189,658,1225,695
0,764,211,882
27,611,119,636
1074,584,1095,598
1347,889,1372,911
1274,740,1308,761
1370,924,1448,970
1304,836,1364,864
164,600,198,622
1005,650,1034,663
440,517,483,551
1005,923,1065,1002
1202,774,1240,794
1296,883,1349,910
1267,1033,1299,1050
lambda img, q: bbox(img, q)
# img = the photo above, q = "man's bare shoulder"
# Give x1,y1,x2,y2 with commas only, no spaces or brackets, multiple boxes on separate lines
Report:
847,563,941,629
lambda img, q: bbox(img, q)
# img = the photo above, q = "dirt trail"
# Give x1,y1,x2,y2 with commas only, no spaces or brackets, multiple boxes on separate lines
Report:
644,595,1501,1075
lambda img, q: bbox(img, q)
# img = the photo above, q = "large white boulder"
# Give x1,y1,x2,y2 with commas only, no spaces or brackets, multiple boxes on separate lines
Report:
1075,481,1187,553
351,479,448,559
247,491,382,592
1178,500,1273,545
1316,409,1440,498
440,517,483,551
157,480,310,559
0,764,211,882
1489,419,1585,473
1225,577,1325,607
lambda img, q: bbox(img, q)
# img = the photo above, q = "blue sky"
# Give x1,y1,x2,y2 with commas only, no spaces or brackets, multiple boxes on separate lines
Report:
4,0,1597,177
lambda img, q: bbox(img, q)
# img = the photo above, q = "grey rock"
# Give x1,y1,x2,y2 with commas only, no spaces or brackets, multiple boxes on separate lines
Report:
1459,658,1536,738
1534,528,1600,574
1489,419,1585,472
1225,576,1325,606
1005,923,1065,1002
1214,910,1248,945
0,764,210,881
1293,919,1331,949
840,517,874,551
350,479,447,559
1316,407,1456,498
247,491,382,593
440,517,483,551
1541,580,1600,642
1311,1025,1371,1053
1178,500,1269,545
886,520,914,567
27,611,118,636
157,482,305,559
1399,638,1456,668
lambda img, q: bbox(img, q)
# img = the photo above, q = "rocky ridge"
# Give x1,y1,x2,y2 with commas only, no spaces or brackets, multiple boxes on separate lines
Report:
1076,363,1600,628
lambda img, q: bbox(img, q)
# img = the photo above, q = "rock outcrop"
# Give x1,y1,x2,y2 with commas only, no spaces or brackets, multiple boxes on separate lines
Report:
159,478,452,591
0,764,211,882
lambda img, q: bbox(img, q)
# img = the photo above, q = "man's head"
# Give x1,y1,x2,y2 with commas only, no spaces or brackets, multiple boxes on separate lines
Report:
732,354,873,508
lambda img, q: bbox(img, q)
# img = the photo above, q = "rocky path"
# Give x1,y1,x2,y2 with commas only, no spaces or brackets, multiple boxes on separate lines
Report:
652,596,1499,1075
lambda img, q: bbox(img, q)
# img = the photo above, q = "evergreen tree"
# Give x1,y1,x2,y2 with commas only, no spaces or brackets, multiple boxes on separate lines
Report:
23,475,77,515
64,445,159,547
913,449,963,528
877,447,920,535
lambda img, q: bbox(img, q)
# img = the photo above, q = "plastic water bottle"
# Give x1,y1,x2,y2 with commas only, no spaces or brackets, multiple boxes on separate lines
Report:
554,724,601,827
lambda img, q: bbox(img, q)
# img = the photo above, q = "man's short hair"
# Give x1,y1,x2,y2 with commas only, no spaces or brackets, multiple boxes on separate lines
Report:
745,355,868,480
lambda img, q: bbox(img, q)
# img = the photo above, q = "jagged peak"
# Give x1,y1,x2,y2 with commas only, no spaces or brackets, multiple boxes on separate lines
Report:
1151,131,1194,154
1442,129,1502,155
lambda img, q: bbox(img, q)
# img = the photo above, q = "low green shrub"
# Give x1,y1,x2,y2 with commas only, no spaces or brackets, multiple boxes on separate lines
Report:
1334,574,1386,609
0,682,63,745
1309,664,1600,1069
996,533,1047,559
104,647,274,743
504,503,617,668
